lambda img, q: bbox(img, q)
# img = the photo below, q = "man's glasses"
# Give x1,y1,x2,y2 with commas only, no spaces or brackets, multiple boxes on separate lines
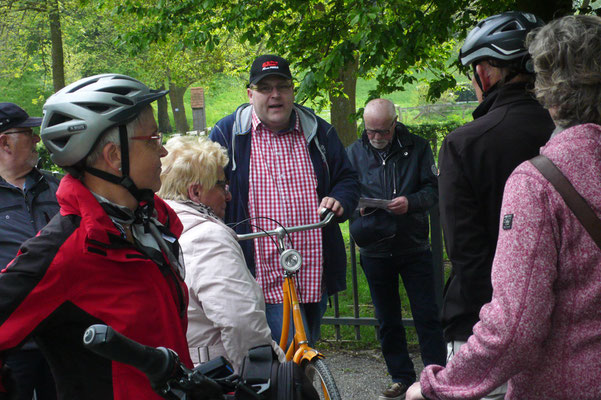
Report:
131,132,163,147
215,179,230,193
3,128,36,137
249,82,294,95
365,118,396,136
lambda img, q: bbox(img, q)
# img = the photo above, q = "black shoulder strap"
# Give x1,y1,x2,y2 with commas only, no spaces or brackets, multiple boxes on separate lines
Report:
530,155,601,250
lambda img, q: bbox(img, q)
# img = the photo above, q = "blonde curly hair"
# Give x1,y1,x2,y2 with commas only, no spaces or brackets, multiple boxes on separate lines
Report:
527,15,601,128
158,135,229,201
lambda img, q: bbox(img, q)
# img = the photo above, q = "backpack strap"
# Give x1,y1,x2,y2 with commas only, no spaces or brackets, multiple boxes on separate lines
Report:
530,155,601,250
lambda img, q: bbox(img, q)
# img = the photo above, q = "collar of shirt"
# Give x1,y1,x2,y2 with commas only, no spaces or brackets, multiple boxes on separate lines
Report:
251,108,301,135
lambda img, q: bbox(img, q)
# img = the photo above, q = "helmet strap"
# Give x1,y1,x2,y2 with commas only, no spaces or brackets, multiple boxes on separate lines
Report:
84,124,155,205
473,63,484,93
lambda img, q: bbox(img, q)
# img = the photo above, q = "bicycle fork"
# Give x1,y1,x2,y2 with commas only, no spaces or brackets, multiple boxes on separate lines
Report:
280,273,322,365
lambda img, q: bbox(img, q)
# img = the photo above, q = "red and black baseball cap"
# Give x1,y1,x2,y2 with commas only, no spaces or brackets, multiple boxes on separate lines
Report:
249,55,293,85
0,102,42,133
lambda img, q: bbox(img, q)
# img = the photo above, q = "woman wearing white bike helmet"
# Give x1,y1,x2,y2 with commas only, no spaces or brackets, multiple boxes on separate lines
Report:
0,74,193,400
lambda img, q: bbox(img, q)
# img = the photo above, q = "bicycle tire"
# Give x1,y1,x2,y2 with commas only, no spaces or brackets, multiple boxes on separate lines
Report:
303,358,341,400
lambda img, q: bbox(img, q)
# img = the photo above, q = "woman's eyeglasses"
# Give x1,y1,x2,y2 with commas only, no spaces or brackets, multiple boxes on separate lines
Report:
131,132,163,147
215,179,230,193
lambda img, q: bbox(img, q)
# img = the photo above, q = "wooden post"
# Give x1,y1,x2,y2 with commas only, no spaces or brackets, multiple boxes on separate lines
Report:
190,87,207,134
396,105,403,123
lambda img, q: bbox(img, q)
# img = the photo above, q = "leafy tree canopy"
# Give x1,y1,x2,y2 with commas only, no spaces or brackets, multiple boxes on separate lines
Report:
110,0,548,108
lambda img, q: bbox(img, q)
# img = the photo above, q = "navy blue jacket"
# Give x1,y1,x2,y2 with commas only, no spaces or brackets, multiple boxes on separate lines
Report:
346,122,438,257
0,168,60,269
210,104,359,296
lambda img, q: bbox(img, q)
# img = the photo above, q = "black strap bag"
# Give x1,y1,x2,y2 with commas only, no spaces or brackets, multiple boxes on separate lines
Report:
236,345,319,400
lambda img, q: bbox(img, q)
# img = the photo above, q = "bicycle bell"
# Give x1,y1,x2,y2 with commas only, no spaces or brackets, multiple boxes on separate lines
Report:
280,249,302,272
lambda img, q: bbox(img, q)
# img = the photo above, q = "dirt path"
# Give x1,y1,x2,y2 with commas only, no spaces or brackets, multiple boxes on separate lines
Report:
317,348,424,399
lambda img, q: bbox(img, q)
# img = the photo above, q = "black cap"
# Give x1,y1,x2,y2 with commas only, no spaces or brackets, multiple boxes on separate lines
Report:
0,103,42,133
249,55,292,85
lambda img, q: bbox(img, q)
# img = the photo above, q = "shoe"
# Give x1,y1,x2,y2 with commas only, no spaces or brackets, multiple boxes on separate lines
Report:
378,382,408,400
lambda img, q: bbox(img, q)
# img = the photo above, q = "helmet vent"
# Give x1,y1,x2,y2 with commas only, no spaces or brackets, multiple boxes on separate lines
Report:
497,21,523,33
67,78,101,94
97,86,134,96
112,96,134,106
47,112,72,127
74,102,112,113
51,137,70,150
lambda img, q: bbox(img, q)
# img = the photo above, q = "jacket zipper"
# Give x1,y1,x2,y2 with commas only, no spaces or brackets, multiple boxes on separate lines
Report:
393,161,397,197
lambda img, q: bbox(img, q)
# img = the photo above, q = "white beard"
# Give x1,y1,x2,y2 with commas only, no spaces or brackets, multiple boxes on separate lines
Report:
370,139,389,149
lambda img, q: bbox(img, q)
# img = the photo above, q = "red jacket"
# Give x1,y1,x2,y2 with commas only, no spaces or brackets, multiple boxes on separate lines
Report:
0,175,192,399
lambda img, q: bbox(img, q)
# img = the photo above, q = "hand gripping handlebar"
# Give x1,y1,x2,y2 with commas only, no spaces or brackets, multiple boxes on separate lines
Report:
236,208,335,242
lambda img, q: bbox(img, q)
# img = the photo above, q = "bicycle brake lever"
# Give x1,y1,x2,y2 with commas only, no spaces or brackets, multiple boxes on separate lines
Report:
319,207,334,221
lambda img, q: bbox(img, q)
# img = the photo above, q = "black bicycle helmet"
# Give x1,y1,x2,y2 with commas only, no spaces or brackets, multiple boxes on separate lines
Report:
459,11,544,72
41,74,167,202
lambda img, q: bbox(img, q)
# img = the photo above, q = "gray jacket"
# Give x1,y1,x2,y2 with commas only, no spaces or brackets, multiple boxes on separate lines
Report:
0,168,60,269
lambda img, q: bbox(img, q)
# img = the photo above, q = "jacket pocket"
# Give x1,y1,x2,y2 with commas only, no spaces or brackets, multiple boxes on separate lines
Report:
349,209,396,248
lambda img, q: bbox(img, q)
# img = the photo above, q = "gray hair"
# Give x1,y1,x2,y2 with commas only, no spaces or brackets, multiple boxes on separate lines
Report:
527,15,601,127
85,106,151,167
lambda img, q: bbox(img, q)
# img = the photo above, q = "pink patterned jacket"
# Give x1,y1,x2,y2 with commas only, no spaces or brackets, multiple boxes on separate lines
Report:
421,123,601,399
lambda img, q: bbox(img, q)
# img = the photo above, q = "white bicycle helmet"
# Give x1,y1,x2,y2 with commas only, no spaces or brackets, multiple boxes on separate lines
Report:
41,73,167,167
42,74,167,203
459,11,544,71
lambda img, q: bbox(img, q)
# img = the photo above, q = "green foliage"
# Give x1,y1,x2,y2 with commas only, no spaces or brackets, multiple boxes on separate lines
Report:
109,0,525,111
36,141,65,174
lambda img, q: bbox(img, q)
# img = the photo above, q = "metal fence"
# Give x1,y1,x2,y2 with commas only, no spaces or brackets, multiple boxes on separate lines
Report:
321,206,445,340
396,102,478,123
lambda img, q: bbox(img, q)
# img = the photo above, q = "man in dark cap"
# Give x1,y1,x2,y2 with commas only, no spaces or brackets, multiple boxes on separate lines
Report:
210,55,359,346
0,103,59,399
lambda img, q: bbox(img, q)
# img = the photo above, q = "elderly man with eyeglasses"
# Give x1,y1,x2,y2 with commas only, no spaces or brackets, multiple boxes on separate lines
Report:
0,103,59,400
346,98,446,400
210,55,359,348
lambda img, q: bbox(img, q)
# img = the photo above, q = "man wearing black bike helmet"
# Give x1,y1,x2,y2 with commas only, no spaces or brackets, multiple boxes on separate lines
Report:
0,74,192,400
437,11,554,400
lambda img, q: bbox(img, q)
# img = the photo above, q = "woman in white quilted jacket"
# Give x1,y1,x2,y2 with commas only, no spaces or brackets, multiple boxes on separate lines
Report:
158,135,284,372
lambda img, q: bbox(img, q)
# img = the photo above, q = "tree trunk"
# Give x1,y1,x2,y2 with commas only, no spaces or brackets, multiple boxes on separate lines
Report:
48,0,65,91
329,56,358,148
168,82,189,134
515,0,573,21
157,83,172,133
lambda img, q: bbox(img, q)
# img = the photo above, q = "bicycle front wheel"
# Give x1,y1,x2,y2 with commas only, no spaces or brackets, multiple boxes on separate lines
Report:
303,358,341,400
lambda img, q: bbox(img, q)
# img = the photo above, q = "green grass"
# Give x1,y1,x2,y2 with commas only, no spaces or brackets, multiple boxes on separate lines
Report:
319,222,419,351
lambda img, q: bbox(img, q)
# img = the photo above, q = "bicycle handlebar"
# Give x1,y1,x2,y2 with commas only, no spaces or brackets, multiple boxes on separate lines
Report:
83,324,226,399
236,208,335,242
83,324,176,383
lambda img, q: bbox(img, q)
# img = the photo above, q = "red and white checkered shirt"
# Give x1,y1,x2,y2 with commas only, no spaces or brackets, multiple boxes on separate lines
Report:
248,109,323,303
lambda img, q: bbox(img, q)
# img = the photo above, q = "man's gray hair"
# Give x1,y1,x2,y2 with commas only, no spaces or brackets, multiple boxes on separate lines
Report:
527,15,601,127
85,106,150,167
